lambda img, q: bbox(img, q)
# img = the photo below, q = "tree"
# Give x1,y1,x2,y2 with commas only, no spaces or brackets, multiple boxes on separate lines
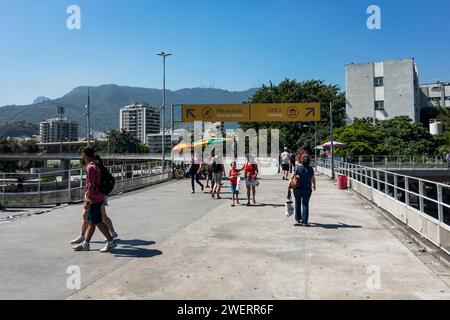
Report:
433,129,450,155
239,79,346,152
332,116,437,156
103,129,148,154
377,116,435,156
333,120,381,155
0,136,18,172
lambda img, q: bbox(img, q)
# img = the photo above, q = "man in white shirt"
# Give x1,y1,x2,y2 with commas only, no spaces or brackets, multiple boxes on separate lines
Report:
281,147,290,180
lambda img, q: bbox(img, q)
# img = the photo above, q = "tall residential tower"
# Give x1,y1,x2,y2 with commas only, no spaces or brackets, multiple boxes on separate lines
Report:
119,103,161,143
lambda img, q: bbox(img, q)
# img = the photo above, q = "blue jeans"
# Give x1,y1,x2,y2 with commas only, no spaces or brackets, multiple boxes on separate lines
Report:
293,190,312,224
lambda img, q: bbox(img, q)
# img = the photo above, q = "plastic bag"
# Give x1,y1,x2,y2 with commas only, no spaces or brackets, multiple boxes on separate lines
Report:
285,200,294,217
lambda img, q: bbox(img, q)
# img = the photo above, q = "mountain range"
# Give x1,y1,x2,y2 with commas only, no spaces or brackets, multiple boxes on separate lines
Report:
0,85,258,136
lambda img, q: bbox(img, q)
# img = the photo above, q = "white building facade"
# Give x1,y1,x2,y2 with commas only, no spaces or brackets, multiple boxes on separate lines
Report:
345,58,420,123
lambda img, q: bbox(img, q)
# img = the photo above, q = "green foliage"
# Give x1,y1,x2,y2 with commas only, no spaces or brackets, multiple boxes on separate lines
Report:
40,176,56,183
433,129,450,155
333,120,381,155
239,79,346,152
0,136,40,172
102,129,148,154
0,121,39,137
333,116,438,156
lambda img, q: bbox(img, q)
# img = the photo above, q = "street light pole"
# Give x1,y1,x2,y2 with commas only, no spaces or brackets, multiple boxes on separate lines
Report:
157,52,172,172
57,106,65,158
86,87,91,147
314,122,317,165
330,101,335,180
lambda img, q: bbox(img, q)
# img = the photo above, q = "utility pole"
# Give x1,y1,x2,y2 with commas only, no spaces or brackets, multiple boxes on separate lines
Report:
86,87,91,147
57,105,65,158
157,52,172,172
314,122,317,165
330,101,335,180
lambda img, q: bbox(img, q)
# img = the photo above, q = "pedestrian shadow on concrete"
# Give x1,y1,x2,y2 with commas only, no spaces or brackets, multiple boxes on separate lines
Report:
117,239,156,246
90,239,162,258
112,247,163,258
296,222,362,229
90,240,155,246
249,203,285,208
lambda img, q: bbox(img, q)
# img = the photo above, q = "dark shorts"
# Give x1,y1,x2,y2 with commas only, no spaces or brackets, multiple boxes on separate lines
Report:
282,164,290,171
230,184,238,194
87,201,104,225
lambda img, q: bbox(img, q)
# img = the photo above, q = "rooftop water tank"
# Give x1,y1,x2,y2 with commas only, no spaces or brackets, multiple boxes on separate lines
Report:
429,119,444,135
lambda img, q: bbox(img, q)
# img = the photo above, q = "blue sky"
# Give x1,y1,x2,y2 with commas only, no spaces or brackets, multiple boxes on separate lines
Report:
0,0,449,106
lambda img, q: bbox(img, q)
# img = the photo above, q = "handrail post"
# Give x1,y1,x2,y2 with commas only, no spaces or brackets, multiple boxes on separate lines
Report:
121,165,124,192
405,177,410,206
376,170,380,191
394,174,398,200
437,185,443,225
385,172,388,195
419,181,425,213
67,168,71,202
37,172,41,206
2,173,5,205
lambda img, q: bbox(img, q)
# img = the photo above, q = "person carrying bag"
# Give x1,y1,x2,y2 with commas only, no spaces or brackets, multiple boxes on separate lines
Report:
285,172,300,218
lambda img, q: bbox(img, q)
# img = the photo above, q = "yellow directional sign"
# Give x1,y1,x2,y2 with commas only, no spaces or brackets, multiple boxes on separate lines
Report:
250,103,321,122
182,103,321,122
182,104,250,122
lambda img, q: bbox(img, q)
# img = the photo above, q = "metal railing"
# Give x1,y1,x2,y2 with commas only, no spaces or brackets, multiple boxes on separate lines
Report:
317,159,450,254
0,152,171,161
0,161,172,208
342,155,449,169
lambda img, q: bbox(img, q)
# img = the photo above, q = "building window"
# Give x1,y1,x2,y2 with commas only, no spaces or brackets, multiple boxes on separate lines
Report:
375,101,384,110
374,77,384,87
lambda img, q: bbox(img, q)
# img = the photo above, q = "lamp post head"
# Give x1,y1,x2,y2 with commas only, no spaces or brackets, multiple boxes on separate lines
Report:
157,52,172,57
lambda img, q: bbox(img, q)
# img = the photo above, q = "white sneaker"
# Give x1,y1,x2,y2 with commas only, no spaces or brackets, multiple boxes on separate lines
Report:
70,235,85,245
100,241,117,253
73,241,90,251
104,232,119,242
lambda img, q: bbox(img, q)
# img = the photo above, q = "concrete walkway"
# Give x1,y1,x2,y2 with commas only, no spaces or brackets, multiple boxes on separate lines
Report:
71,174,449,300
1,173,450,299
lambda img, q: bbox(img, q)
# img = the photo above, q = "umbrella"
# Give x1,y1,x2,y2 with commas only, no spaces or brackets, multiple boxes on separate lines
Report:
172,142,193,152
173,138,233,152
321,141,346,148
313,145,324,150
193,137,233,147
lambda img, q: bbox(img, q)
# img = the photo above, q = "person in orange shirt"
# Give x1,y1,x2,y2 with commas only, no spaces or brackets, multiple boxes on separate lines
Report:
229,161,243,207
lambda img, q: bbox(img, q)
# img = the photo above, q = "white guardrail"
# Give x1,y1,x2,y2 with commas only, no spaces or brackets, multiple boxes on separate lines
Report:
317,159,450,255
0,161,171,208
